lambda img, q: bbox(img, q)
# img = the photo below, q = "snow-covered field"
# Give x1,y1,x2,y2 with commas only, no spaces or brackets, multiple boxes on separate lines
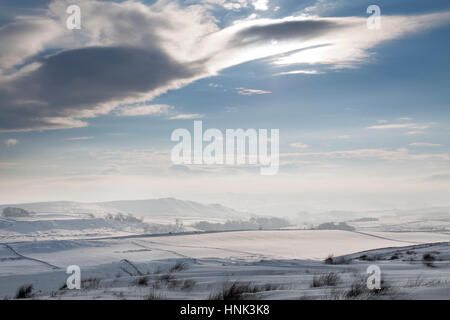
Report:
0,199,449,300
1,229,449,300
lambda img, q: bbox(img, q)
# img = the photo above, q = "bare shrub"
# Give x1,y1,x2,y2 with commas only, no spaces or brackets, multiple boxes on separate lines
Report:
15,284,33,299
170,261,188,273
324,254,352,265
358,254,378,261
422,253,436,268
324,254,334,264
134,276,149,286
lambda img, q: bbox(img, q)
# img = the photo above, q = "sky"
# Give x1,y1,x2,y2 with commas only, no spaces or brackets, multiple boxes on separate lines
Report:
0,0,449,214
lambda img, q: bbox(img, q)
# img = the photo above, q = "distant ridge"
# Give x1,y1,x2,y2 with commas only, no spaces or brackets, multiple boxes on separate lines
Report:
0,198,247,220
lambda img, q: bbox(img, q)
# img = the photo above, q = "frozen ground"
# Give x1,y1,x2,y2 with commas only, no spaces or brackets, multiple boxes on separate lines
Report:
1,200,449,299
1,229,449,300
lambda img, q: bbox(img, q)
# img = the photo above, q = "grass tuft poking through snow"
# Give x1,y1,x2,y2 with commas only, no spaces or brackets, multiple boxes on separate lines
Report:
328,276,394,300
145,289,166,300
81,278,100,289
310,272,341,287
181,279,196,291
209,281,284,300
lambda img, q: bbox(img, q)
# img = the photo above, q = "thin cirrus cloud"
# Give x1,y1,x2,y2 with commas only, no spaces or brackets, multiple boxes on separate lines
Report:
367,123,417,130
423,174,450,182
409,142,443,147
167,113,205,120
282,148,450,162
0,0,449,132
236,87,272,95
117,104,204,120
406,130,426,135
290,142,309,149
367,123,431,130
66,136,94,141
117,104,174,117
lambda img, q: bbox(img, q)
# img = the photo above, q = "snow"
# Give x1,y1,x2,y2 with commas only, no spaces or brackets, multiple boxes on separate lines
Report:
1,199,449,300
1,230,449,300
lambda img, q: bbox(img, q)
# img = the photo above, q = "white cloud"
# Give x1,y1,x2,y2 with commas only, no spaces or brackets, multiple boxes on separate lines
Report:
409,142,443,147
331,135,351,139
282,148,450,162
66,136,94,141
368,122,433,132
280,148,450,163
275,69,322,76
202,0,249,10
1,0,449,131
252,0,269,11
397,117,413,121
5,139,18,147
270,13,450,69
290,142,309,149
0,18,63,74
225,106,238,112
367,123,416,130
299,0,338,17
236,87,271,95
202,0,268,11
167,113,205,120
117,104,173,117
283,148,409,161
406,131,426,135
117,104,203,120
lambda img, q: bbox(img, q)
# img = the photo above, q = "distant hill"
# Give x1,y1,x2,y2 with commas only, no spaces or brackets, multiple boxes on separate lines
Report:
0,198,248,220
1,207,34,218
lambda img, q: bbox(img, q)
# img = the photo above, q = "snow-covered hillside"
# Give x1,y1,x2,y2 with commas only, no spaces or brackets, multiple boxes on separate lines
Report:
0,230,449,299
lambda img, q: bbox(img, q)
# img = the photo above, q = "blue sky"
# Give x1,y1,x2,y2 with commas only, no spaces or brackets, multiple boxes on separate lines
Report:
0,0,449,213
